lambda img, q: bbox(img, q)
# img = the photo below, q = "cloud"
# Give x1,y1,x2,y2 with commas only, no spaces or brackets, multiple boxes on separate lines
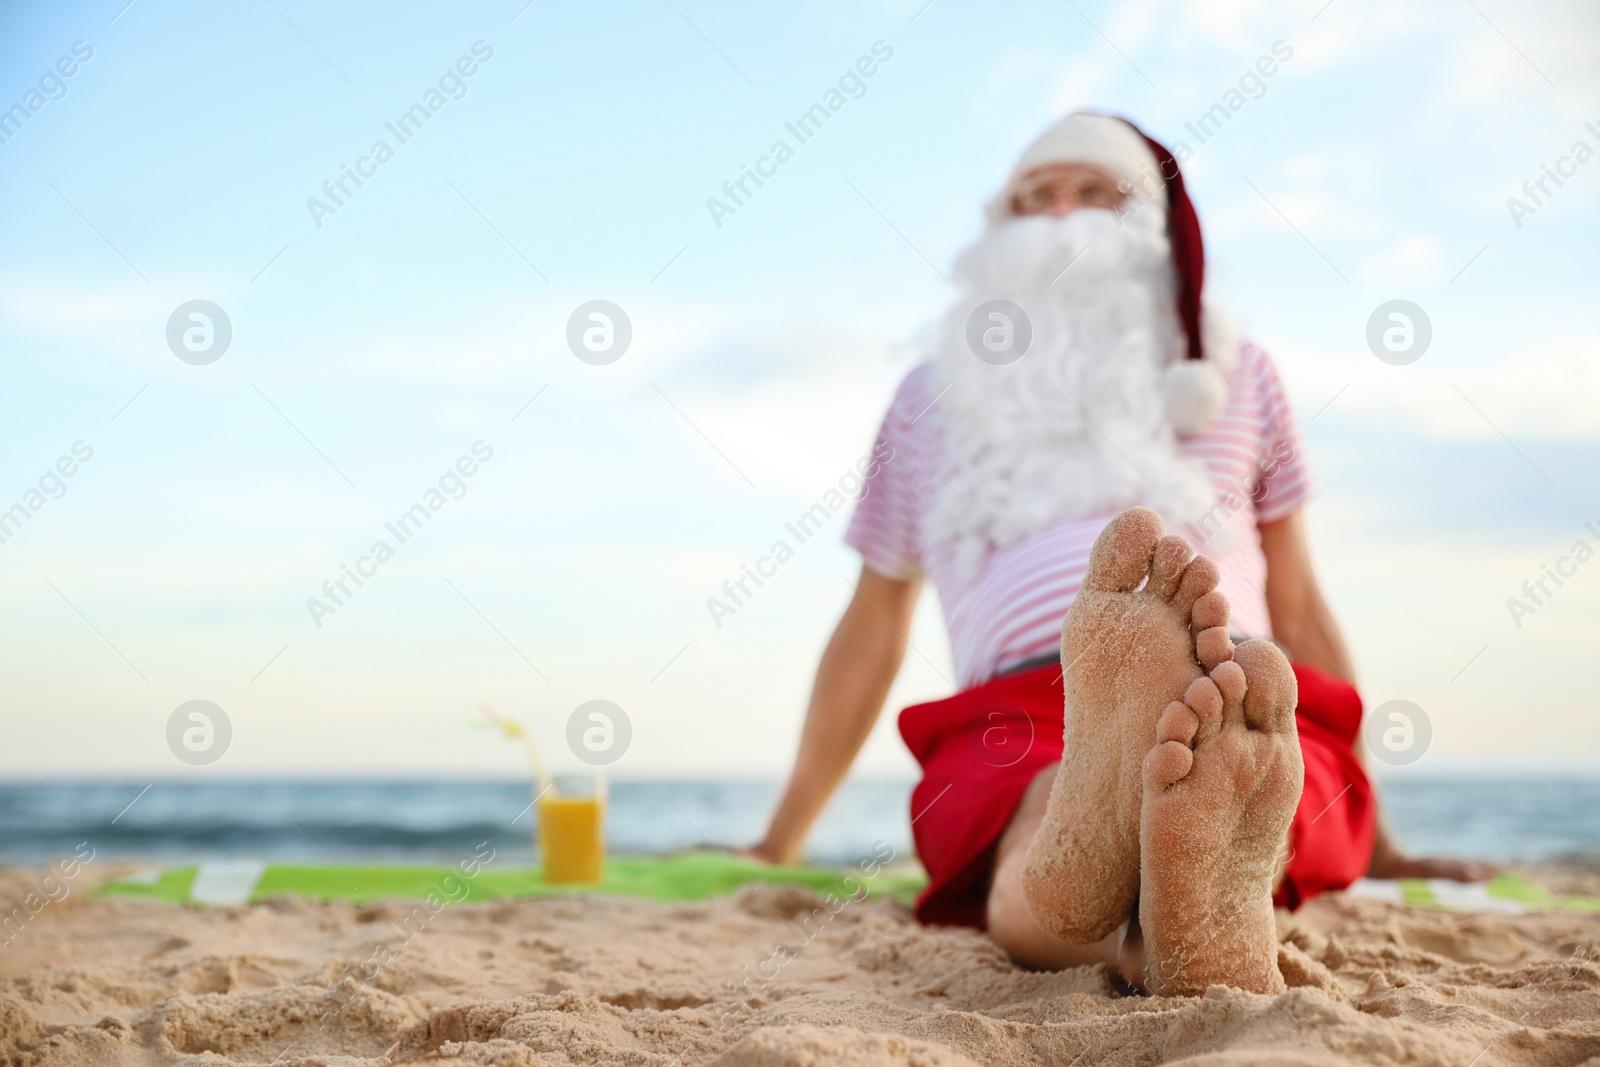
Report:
0,279,154,332
1103,0,1164,52
1208,183,1387,245
1176,0,1264,50
1287,1,1451,72
1045,54,1119,115
660,310,904,392
1275,332,1600,440
1359,233,1450,287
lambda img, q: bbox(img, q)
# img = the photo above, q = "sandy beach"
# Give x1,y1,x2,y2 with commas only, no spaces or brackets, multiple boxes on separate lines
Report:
6,2,1598,1063
3,867,1598,1067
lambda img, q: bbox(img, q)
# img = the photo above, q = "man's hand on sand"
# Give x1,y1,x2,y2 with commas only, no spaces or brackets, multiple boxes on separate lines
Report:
1368,853,1497,882
681,842,784,865
736,843,787,866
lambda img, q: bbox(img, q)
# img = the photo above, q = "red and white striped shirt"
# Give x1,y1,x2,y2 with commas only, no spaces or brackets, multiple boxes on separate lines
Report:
845,343,1310,689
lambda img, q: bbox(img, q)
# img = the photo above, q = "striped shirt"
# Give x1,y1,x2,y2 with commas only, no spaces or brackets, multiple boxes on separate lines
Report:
845,342,1310,689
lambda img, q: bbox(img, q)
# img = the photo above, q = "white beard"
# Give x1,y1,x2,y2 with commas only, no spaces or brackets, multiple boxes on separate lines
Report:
926,208,1221,578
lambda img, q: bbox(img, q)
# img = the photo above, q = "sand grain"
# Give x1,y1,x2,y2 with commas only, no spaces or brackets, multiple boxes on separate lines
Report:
1,881,1597,1066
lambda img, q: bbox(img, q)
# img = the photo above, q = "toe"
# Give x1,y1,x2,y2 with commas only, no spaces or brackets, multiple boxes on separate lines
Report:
1156,700,1199,746
1082,507,1165,594
1143,739,1194,792
1146,535,1194,600
1210,660,1247,714
1184,676,1224,743
1196,626,1234,670
1170,554,1221,617
1190,590,1230,634
1209,659,1248,735
1233,639,1299,732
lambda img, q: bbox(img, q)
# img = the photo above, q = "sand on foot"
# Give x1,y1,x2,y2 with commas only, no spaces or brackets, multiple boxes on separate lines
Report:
1022,506,1234,946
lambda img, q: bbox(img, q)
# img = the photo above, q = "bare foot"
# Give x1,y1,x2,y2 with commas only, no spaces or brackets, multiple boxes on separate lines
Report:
1021,507,1231,944
1139,638,1304,996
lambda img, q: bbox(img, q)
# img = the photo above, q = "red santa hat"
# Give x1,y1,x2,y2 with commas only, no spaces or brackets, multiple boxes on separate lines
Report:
986,112,1237,435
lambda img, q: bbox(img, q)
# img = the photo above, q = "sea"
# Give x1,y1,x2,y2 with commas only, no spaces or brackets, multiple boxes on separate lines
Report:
1,777,1597,870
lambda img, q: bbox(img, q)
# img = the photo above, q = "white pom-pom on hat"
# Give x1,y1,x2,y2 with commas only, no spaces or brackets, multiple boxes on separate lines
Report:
1163,299,1240,435
1163,359,1225,436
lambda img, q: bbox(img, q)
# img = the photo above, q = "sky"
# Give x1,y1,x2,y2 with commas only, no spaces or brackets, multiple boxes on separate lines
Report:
0,0,1597,783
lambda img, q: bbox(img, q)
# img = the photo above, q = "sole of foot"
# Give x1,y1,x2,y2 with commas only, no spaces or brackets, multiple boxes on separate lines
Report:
1021,506,1235,944
1139,638,1304,997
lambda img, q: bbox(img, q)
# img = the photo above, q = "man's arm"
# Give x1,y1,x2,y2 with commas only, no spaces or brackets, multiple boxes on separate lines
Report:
1259,509,1493,882
750,565,921,865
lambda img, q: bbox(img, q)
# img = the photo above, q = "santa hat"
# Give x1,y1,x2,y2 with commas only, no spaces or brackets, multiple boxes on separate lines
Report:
986,112,1237,435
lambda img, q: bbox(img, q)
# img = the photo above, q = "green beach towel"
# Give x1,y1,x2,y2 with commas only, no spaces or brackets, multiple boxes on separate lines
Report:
96,859,1597,915
96,853,928,908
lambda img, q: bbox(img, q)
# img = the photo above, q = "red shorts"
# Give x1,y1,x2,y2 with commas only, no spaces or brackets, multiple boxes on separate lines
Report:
898,660,1375,928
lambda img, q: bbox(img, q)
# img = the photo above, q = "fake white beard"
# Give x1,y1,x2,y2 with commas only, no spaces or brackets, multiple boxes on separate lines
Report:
926,208,1222,578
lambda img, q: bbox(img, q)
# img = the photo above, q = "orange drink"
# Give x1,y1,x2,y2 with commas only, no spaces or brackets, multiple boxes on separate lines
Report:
538,775,604,884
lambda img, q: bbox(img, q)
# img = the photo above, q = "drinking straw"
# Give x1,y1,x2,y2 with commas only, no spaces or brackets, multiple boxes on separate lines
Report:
480,704,552,800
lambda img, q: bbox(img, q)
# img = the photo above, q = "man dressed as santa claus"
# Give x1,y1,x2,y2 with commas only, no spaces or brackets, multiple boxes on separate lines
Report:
750,112,1490,994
